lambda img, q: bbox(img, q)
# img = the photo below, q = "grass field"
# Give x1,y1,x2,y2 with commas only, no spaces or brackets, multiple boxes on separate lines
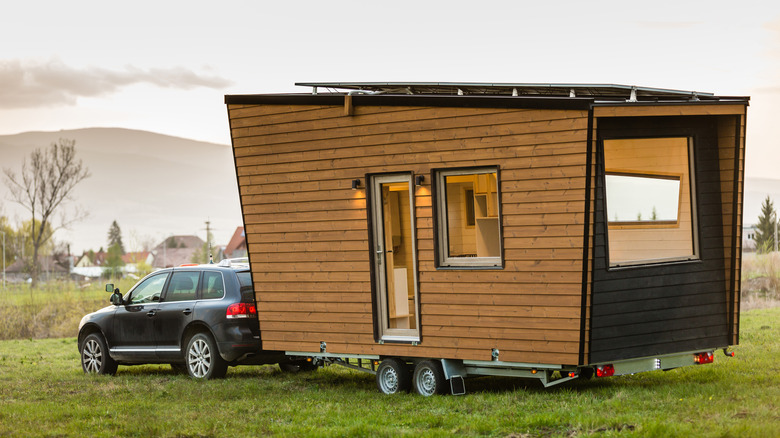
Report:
0,309,778,437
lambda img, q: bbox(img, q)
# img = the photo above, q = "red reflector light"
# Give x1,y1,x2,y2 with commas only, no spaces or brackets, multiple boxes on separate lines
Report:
226,303,257,319
596,364,615,377
694,352,714,364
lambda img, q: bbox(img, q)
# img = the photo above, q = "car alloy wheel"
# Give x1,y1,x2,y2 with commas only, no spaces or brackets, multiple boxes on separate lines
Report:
188,337,212,378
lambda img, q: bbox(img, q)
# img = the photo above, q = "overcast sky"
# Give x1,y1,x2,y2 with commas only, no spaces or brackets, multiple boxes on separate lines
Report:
1,0,779,180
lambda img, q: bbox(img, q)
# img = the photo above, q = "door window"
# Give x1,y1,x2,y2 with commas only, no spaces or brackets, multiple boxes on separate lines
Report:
202,271,225,300
164,271,200,302
128,273,169,304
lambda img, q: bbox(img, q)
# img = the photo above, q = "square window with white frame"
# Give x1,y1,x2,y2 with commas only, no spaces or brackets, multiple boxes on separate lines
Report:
435,167,502,268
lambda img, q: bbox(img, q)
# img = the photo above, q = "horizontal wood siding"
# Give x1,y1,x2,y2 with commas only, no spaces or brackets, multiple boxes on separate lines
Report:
590,115,740,363
229,101,590,366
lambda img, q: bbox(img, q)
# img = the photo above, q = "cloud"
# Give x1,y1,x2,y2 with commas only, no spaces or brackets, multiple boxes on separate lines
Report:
0,59,234,109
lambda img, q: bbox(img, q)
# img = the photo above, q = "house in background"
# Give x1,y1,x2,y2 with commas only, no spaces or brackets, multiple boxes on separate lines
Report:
75,251,107,268
223,226,247,259
6,255,70,282
152,235,205,268
122,251,155,275
71,251,108,279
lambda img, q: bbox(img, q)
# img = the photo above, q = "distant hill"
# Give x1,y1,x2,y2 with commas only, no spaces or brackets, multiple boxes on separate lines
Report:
0,128,242,254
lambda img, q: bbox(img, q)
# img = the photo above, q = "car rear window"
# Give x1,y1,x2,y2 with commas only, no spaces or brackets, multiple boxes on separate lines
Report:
236,272,255,302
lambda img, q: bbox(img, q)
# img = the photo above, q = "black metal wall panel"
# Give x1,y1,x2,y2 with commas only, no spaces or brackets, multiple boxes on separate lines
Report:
590,116,729,363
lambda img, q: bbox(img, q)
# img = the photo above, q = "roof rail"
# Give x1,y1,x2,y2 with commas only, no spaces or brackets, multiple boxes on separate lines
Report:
218,257,249,268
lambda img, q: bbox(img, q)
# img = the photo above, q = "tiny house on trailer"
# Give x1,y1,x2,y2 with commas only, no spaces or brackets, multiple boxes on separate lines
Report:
225,83,748,395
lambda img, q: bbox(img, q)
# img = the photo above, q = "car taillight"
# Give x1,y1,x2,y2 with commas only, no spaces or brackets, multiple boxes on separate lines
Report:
694,352,714,365
596,364,615,377
226,303,257,319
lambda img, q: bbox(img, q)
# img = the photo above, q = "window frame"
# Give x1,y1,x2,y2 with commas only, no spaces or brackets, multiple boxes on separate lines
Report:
433,166,503,269
602,136,700,268
161,270,201,303
200,270,226,300
605,171,683,227
126,272,170,304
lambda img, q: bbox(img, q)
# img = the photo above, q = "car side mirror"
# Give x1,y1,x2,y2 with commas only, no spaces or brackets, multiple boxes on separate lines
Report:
105,283,114,293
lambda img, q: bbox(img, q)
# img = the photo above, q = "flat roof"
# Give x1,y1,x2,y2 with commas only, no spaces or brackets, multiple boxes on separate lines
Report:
225,82,749,107
295,82,748,103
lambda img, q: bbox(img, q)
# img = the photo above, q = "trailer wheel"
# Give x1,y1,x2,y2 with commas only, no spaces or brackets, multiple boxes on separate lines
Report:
376,358,411,394
413,360,447,396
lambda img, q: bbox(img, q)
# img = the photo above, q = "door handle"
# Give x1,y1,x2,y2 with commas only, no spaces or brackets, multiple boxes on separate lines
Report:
147,310,157,317
182,308,192,315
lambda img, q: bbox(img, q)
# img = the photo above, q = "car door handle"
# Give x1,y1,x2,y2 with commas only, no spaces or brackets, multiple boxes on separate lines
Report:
147,310,157,317
182,308,192,315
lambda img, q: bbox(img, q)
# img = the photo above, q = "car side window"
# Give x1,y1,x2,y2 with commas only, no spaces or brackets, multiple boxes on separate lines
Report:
164,271,200,302
128,273,169,304
201,271,225,299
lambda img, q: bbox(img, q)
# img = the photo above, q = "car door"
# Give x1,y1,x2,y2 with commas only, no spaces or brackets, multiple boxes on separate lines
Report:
154,270,199,360
110,272,169,361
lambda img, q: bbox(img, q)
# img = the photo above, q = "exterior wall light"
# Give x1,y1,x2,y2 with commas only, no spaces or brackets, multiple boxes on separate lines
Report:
415,175,425,186
352,179,361,190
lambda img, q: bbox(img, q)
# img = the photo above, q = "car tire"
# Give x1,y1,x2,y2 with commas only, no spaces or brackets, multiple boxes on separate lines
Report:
80,333,118,375
376,358,412,394
412,360,448,396
185,332,227,379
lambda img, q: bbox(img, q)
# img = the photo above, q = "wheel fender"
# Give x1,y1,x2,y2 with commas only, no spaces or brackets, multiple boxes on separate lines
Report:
181,323,228,361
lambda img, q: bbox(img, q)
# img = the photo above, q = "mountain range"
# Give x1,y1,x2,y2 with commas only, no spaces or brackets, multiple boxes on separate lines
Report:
0,128,242,254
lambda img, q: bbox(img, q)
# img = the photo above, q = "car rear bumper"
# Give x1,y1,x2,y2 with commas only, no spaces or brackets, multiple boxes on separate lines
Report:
214,321,263,362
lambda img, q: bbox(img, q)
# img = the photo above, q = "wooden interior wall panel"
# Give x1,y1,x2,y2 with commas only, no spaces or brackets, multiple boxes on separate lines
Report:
229,103,591,366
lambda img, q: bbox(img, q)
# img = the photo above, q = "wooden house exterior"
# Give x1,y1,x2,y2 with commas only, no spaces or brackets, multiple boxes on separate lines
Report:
225,83,747,390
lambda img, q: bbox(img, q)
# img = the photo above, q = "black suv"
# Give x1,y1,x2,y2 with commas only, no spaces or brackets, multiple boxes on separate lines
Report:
78,259,284,379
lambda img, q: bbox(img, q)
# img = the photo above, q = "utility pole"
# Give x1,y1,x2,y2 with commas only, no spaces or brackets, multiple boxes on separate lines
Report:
205,220,213,263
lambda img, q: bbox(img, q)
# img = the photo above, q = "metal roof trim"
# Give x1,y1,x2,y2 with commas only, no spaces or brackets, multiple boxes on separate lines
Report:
294,81,719,99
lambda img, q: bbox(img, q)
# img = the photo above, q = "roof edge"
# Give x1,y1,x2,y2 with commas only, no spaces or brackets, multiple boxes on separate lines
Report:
225,93,595,111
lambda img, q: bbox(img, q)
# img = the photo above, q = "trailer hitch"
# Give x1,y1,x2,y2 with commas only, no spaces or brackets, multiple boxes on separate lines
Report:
722,348,735,358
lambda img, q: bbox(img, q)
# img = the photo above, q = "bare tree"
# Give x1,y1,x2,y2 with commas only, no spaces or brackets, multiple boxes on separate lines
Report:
3,138,90,287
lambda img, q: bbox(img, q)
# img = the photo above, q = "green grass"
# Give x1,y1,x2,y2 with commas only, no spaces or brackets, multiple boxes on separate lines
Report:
0,309,778,437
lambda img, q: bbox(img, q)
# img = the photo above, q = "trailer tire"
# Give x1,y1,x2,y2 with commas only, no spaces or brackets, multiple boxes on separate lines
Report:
376,358,411,394
413,360,447,396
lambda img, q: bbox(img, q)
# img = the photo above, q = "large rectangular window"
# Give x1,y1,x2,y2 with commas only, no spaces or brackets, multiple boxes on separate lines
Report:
435,167,502,268
604,137,698,267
